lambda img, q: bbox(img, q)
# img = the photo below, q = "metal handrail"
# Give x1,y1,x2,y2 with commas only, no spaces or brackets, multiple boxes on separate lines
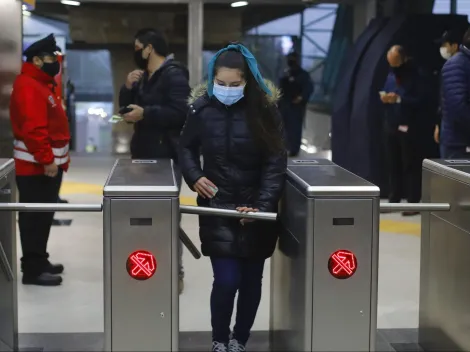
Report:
0,241,14,282
0,203,103,212
380,203,451,213
180,205,277,221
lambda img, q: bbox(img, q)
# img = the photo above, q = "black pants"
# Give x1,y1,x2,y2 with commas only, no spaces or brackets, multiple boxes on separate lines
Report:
16,170,63,275
385,131,422,203
280,103,305,156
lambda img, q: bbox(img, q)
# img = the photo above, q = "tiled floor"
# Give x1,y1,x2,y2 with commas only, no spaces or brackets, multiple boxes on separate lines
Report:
3,151,426,352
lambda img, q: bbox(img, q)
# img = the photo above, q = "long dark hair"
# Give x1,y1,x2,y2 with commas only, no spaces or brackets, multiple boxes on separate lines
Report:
214,48,285,155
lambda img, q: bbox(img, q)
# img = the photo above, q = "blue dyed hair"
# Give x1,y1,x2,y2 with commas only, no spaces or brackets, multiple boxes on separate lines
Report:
207,44,272,97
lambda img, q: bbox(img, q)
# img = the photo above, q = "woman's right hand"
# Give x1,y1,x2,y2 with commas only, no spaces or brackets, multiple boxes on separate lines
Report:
194,177,217,199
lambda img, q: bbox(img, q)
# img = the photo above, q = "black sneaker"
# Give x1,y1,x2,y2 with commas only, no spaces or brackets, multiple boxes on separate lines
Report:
45,263,64,275
58,198,69,203
212,342,227,352
22,273,63,286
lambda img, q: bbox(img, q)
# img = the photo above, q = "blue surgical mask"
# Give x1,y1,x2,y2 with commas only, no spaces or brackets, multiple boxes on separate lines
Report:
213,83,245,106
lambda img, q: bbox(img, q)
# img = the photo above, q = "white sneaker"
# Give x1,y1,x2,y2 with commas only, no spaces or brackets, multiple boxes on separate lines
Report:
228,339,246,352
212,341,228,352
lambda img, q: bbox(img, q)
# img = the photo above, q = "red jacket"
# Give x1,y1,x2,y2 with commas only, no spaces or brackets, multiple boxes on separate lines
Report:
10,63,70,176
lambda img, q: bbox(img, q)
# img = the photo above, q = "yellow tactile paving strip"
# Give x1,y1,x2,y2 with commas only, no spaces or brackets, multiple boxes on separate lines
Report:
60,181,421,236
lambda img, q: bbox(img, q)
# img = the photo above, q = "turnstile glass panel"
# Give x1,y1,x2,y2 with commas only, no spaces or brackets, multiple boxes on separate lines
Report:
109,198,173,352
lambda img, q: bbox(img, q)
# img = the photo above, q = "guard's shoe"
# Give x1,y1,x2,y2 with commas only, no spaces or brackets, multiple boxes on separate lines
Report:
45,263,64,275
228,338,246,352
58,198,69,203
212,341,228,352
22,273,62,286
402,211,419,217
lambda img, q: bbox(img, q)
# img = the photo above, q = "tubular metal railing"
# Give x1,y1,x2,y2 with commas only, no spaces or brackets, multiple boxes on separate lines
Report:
380,203,451,213
180,205,278,221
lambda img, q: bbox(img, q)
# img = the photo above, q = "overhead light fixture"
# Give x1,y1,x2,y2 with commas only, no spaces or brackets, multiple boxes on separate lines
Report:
61,0,81,6
231,1,248,7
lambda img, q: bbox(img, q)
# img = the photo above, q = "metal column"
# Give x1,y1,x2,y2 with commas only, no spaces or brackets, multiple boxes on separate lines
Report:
0,159,17,352
103,159,180,352
419,159,470,351
270,158,380,352
187,0,204,87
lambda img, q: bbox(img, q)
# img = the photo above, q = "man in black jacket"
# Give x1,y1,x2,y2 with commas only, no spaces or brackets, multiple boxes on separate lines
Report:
119,28,190,293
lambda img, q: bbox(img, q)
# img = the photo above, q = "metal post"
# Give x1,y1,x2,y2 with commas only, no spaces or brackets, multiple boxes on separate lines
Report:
187,0,203,87
450,0,457,14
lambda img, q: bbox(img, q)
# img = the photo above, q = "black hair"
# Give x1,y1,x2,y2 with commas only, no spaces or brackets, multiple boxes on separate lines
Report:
463,27,470,48
214,48,285,155
287,52,299,59
134,28,169,57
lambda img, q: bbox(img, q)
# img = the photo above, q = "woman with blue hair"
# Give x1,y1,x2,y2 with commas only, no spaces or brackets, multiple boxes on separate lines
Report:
179,43,287,352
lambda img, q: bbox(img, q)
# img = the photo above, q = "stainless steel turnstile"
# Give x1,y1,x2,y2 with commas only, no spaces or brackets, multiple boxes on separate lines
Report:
103,159,180,352
419,159,470,352
270,159,381,352
0,159,17,352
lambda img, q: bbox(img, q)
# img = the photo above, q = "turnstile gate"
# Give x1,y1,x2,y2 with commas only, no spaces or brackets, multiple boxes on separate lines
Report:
270,159,381,352
0,159,17,352
419,159,470,352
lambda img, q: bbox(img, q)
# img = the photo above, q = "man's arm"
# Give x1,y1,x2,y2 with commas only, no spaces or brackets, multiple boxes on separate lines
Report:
16,83,54,165
442,60,470,129
140,67,191,130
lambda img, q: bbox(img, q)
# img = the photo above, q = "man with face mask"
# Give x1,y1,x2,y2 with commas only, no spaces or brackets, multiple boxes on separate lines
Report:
440,28,470,159
434,30,461,145
279,52,314,157
9,34,70,286
381,45,428,216
119,28,190,293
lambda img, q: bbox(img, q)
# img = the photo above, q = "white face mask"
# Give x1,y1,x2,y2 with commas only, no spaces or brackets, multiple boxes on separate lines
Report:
440,47,452,60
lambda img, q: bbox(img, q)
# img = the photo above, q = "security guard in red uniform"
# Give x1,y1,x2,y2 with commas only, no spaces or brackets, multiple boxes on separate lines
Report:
10,34,70,286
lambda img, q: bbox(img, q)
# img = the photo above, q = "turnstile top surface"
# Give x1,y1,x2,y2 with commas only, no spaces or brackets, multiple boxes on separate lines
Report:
0,159,14,178
288,158,333,167
287,164,380,197
103,159,179,197
423,159,470,186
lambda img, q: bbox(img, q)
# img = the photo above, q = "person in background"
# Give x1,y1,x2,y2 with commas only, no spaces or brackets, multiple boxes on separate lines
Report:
10,34,70,286
380,45,427,216
119,28,190,294
434,30,461,145
440,28,470,159
179,43,287,352
279,52,314,157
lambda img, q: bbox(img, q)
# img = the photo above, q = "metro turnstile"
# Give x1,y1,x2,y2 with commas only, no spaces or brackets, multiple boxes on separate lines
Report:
270,159,381,352
0,159,17,352
419,159,470,352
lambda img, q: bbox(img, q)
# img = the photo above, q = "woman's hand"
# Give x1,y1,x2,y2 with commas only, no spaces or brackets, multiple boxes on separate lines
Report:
194,177,217,199
236,207,259,226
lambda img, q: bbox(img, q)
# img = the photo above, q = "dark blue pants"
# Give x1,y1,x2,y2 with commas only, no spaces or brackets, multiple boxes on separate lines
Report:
440,144,470,159
280,103,305,156
210,257,265,345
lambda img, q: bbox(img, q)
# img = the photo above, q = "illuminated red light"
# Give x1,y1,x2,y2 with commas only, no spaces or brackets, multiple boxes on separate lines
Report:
328,250,357,279
126,250,157,280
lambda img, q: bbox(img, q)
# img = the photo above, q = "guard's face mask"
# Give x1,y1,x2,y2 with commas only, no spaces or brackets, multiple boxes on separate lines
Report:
41,61,61,77
134,46,150,70
213,83,245,106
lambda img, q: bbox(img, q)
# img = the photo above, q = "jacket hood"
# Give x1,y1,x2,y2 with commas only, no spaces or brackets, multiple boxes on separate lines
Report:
188,79,282,106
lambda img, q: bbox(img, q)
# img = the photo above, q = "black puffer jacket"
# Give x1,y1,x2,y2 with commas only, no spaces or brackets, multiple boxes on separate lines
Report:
179,81,287,259
119,59,190,160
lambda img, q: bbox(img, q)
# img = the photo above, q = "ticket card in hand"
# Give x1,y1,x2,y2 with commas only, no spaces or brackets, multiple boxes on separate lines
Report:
109,115,123,124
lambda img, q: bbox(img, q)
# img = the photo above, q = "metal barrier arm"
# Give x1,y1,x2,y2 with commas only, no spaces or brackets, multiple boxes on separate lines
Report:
0,241,14,282
180,228,201,259
180,205,278,221
380,203,451,213
0,203,102,212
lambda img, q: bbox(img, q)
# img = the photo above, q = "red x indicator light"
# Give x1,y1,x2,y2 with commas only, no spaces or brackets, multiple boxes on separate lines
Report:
126,250,157,280
328,250,357,279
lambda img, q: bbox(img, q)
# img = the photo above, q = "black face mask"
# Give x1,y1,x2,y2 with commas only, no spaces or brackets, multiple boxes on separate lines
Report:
41,61,61,77
134,48,148,70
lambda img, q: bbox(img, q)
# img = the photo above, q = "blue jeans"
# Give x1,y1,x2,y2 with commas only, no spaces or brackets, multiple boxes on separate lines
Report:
210,257,265,345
